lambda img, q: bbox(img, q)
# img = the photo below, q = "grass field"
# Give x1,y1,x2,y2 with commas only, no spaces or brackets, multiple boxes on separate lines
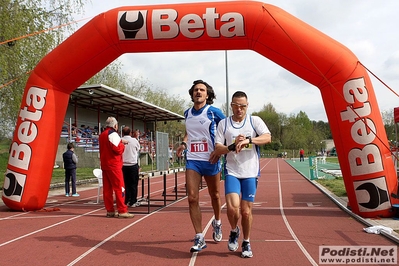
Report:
316,157,346,197
316,176,347,197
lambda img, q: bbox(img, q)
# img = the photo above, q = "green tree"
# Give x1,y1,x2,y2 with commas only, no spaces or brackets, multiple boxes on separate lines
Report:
382,109,396,144
85,62,130,92
87,66,188,144
139,84,188,142
0,0,87,138
252,103,280,139
252,103,282,150
282,114,307,150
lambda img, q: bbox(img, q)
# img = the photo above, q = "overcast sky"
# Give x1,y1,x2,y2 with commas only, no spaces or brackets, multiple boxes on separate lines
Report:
73,0,399,122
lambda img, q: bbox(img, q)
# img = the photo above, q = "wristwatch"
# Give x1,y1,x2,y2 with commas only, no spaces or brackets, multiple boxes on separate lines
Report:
227,143,236,152
246,136,252,144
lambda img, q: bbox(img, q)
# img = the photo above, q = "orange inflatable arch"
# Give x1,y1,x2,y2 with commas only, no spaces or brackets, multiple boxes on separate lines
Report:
3,1,398,217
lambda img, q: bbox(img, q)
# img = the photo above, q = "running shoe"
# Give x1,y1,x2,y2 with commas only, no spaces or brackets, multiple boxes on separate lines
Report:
228,227,240,251
118,212,134,218
128,202,140,207
71,193,80,197
212,219,222,242
106,211,118,218
190,235,207,252
241,241,253,258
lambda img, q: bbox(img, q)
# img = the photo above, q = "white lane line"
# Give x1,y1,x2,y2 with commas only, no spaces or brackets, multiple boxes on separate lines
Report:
0,175,187,248
0,207,103,247
190,159,271,265
68,196,189,266
276,159,318,266
67,174,190,265
189,201,227,266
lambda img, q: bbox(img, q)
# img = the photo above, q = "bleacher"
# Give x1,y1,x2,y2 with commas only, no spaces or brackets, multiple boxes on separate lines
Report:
60,122,156,156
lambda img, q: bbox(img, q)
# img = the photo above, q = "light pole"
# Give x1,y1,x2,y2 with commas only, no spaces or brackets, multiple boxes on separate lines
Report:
225,50,229,117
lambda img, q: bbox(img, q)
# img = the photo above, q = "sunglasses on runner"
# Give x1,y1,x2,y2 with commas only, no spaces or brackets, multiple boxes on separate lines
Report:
231,102,248,108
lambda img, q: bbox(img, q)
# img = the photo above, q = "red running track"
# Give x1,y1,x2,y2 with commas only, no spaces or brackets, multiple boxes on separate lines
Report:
0,158,397,265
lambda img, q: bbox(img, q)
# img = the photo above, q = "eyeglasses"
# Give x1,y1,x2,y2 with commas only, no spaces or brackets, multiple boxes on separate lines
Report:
231,102,248,108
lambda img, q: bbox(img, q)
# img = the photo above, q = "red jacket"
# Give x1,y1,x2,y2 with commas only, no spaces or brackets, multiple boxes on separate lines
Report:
99,127,125,170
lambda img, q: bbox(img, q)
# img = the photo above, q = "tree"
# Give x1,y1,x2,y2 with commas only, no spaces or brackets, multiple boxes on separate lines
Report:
0,0,87,138
382,109,396,144
135,82,188,144
87,66,189,145
281,114,307,150
252,103,283,150
85,62,130,92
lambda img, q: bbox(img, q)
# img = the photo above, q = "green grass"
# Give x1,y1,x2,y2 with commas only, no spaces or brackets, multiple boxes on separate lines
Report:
316,176,347,197
50,163,166,184
314,156,347,197
326,157,339,164
51,167,95,184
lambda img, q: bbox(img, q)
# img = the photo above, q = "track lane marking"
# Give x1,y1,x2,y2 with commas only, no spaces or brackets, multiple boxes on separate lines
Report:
0,207,103,248
276,158,318,265
0,173,189,249
189,201,227,266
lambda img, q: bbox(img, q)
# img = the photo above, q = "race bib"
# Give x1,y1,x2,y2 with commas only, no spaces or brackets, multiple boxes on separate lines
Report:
190,141,209,152
232,137,252,150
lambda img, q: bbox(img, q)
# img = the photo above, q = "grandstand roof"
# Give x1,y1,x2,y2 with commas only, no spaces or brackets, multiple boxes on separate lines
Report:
70,84,184,122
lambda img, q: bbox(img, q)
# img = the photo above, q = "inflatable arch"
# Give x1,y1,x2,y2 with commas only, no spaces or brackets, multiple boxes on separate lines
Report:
3,1,398,217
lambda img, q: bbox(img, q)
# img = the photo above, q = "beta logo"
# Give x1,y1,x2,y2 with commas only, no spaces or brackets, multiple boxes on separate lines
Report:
3,170,26,202
118,11,148,40
354,176,390,212
118,7,245,40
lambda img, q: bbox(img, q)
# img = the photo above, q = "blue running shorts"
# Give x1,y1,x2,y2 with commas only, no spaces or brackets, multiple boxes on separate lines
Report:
225,175,258,202
186,160,221,176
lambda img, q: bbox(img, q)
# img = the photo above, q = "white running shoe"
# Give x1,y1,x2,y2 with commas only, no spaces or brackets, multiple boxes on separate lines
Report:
228,227,240,251
241,241,253,258
212,219,222,242
190,235,207,252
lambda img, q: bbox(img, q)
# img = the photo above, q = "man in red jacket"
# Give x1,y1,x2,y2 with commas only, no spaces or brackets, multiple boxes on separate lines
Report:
99,117,134,218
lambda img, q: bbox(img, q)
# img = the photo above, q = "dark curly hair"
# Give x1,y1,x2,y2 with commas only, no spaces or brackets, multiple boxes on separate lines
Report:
188,79,216,105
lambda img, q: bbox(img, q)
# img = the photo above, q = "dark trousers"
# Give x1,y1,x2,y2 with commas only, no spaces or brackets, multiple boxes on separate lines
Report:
122,164,139,205
65,168,77,195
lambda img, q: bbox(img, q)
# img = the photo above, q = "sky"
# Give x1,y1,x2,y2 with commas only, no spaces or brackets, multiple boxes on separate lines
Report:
72,0,399,122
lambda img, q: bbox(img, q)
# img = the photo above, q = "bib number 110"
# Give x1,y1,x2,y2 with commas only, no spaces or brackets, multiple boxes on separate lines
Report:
190,142,208,152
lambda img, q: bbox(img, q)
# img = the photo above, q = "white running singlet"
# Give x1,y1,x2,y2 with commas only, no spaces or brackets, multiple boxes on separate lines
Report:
185,105,224,161
215,115,270,178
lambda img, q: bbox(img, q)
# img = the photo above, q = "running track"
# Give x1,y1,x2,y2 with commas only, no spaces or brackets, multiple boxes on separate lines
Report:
0,158,397,265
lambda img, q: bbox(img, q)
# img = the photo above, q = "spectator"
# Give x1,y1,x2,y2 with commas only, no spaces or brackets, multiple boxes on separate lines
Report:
300,148,305,162
99,117,134,219
122,126,141,207
135,129,141,140
71,125,77,137
84,126,92,138
62,143,79,197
